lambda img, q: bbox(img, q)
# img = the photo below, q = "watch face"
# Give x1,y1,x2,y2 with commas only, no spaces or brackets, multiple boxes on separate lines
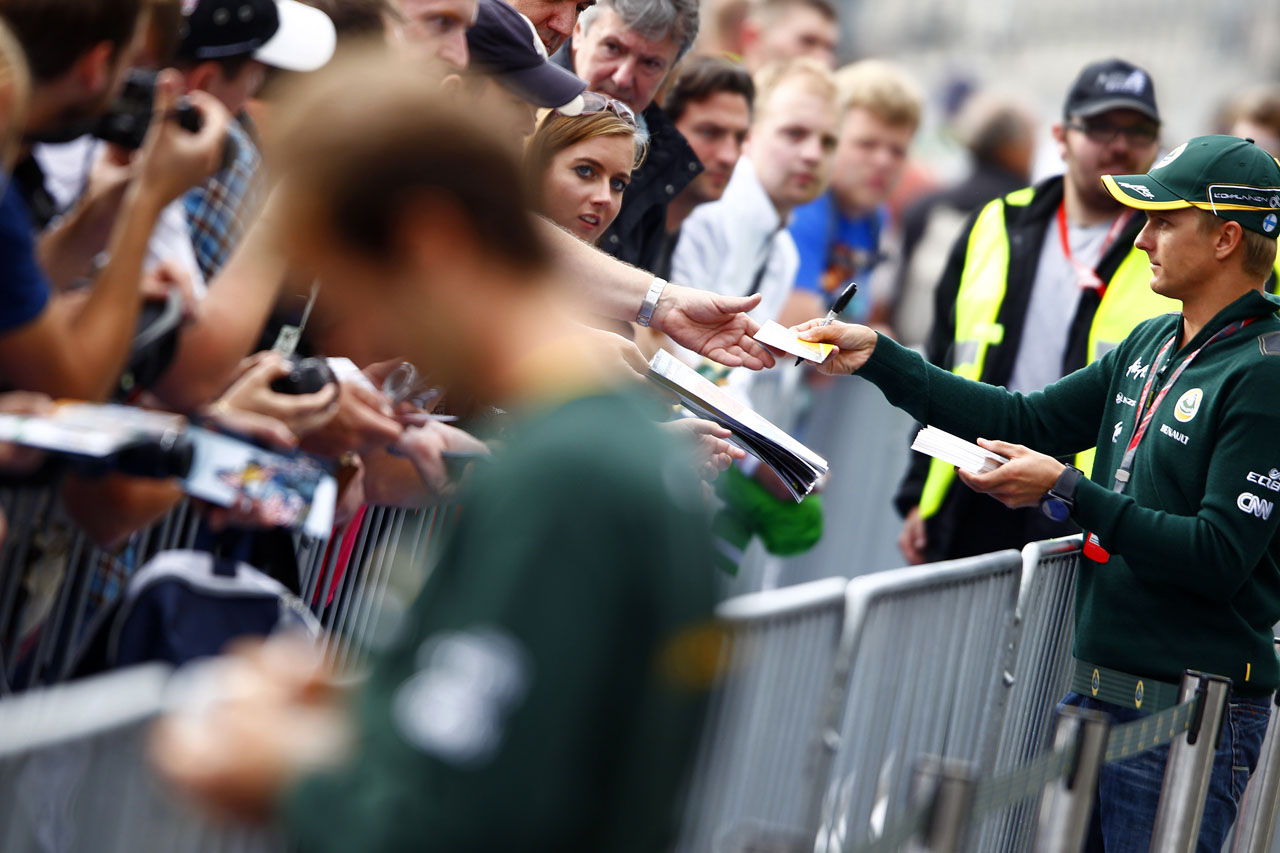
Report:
1041,497,1071,523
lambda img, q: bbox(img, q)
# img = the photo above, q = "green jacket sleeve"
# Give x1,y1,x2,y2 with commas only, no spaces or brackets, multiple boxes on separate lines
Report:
1071,365,1280,602
859,332,1108,458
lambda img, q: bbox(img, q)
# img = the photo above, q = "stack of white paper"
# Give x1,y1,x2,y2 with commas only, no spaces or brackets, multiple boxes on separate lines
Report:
647,350,828,501
910,425,1007,474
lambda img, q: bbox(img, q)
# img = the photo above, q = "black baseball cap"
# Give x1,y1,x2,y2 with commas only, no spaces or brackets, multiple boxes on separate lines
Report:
178,0,336,72
1063,58,1160,123
466,0,586,111
1103,135,1280,237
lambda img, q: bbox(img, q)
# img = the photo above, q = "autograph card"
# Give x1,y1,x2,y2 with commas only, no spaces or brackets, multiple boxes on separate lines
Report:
752,320,835,364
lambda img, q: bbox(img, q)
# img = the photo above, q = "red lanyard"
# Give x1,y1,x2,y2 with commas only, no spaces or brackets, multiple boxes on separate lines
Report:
1056,203,1129,295
1083,316,1257,563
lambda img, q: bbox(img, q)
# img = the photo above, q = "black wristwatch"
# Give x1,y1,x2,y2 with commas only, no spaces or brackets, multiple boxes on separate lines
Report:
1040,465,1083,522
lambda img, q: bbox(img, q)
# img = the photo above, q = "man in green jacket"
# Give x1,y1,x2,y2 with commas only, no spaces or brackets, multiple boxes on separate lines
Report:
797,135,1280,851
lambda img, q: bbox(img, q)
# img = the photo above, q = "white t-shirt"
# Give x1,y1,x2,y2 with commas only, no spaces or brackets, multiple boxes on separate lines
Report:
1006,217,1114,394
34,138,207,298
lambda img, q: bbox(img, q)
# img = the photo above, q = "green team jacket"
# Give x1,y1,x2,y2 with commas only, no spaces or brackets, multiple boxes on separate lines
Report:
859,289,1280,697
283,393,717,851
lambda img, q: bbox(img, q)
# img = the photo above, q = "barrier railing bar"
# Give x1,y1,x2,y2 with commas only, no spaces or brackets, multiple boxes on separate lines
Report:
1033,706,1109,853
907,757,977,853
1150,671,1232,852
27,526,89,688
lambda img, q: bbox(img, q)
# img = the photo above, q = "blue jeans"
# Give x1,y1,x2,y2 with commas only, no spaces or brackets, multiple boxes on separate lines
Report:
1058,691,1271,852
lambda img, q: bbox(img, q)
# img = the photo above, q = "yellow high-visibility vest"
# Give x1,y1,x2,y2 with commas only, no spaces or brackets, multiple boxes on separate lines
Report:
919,189,1178,520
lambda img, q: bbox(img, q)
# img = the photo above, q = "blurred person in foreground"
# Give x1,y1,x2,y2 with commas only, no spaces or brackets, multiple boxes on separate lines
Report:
893,58,1177,566
783,59,921,329
893,91,1037,347
153,54,719,851
0,0,229,400
737,0,837,72
555,0,703,271
797,133,1280,853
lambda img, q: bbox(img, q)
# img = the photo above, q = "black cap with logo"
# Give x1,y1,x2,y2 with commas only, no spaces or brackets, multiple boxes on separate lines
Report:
1063,58,1160,123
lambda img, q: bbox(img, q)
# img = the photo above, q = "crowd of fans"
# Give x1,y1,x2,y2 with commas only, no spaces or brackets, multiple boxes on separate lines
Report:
0,0,1279,848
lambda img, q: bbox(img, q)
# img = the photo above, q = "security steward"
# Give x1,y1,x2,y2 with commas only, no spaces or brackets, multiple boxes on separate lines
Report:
895,59,1178,565
797,135,1280,851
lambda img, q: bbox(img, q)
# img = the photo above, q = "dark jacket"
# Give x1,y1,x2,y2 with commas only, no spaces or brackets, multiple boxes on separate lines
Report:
895,175,1145,561
551,47,702,272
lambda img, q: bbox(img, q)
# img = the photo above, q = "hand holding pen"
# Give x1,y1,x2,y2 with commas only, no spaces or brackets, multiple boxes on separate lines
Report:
796,280,858,366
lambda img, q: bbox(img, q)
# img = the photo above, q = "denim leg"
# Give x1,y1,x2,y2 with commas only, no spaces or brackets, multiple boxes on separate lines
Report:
1197,695,1270,851
1055,691,1270,853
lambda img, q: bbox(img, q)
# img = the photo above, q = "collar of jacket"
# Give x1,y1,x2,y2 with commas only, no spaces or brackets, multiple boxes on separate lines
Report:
1013,175,1145,278
1178,289,1280,353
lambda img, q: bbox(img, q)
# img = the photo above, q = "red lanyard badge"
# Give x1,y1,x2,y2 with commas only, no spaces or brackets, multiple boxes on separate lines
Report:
1057,203,1129,296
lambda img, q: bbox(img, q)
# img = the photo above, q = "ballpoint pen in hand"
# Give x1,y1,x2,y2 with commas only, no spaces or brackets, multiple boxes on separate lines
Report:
796,279,858,365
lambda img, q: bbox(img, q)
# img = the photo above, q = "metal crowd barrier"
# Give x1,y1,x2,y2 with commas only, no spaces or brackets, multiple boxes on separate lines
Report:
672,577,849,852
0,663,287,853
813,550,1024,852
0,475,454,693
971,537,1081,853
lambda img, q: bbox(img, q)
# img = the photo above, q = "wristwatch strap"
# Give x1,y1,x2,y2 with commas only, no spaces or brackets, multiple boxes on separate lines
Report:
636,276,667,328
1048,465,1084,505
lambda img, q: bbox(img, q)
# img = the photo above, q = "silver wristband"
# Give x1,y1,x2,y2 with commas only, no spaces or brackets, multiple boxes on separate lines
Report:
636,276,667,328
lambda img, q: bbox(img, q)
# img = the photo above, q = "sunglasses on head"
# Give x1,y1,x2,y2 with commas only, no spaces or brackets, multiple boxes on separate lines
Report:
559,92,639,128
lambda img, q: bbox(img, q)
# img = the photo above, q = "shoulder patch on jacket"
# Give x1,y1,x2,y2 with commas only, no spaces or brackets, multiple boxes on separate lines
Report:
1259,331,1280,356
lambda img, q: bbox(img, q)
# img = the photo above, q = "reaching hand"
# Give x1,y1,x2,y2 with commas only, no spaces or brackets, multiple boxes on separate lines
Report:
898,506,927,565
662,418,745,481
216,352,339,438
394,421,489,494
793,319,878,376
652,284,775,370
955,439,1066,509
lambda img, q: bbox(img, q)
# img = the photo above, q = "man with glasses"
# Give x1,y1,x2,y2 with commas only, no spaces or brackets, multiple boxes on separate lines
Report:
894,58,1178,566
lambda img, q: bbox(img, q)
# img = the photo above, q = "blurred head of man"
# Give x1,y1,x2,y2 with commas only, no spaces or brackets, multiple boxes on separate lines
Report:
391,0,478,70
1053,58,1161,218
275,54,554,397
745,58,838,216
509,0,593,55
175,0,337,115
454,0,586,152
829,60,920,217
952,91,1037,184
740,0,837,72
1223,84,1280,158
0,0,149,142
665,56,753,207
569,0,698,113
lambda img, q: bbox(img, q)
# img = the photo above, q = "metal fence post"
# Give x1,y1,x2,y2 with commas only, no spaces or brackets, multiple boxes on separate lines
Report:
1033,706,1109,853
1149,671,1232,853
906,757,977,853
1229,640,1280,853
